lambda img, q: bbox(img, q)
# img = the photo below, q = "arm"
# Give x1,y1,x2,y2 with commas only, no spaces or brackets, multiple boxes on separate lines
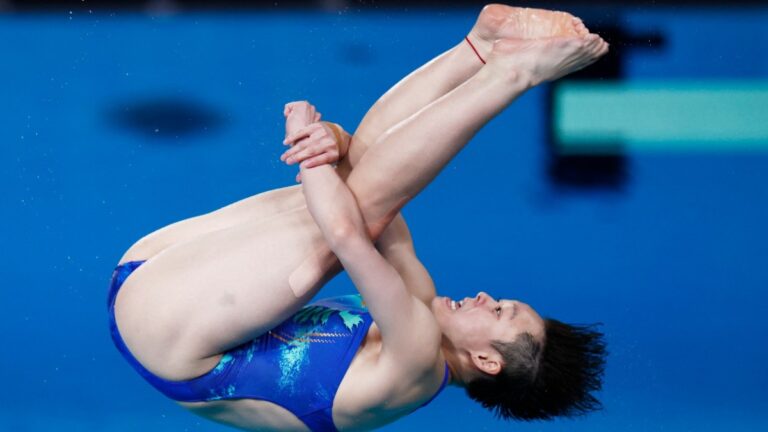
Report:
299,158,440,366
375,214,437,306
283,101,437,304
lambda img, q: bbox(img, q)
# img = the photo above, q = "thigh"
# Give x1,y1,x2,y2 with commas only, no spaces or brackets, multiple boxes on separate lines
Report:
114,205,341,381
118,185,304,265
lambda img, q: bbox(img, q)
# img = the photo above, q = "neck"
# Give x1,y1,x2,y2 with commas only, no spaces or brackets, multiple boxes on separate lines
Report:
440,334,468,387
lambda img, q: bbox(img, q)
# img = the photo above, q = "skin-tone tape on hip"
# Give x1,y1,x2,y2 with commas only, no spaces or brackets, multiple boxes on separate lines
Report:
288,248,339,298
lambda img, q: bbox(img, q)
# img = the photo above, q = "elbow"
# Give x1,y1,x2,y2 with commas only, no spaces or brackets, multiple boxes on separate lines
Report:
325,219,362,251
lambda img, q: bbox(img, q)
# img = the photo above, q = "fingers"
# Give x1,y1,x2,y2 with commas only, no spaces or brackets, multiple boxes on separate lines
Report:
285,146,318,165
281,128,339,165
281,143,301,163
282,140,338,165
281,133,313,162
282,145,314,165
302,153,336,169
283,123,320,146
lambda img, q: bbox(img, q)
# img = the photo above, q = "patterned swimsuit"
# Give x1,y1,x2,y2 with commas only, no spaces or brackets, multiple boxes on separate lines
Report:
107,260,449,431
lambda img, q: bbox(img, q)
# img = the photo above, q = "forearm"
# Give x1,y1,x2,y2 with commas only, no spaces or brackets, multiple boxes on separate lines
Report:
300,161,369,250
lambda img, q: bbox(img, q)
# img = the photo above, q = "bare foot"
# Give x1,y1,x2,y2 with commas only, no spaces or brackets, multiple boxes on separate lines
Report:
487,34,609,86
468,4,590,60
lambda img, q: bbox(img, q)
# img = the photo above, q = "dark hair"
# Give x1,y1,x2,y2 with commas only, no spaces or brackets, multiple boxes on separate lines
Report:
464,318,607,421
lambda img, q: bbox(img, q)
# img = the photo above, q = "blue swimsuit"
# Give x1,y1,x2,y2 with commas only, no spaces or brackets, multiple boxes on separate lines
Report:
107,260,449,432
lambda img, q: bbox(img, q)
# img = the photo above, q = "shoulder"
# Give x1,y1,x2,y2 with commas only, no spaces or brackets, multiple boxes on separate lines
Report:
378,299,443,379
375,351,448,418
334,323,444,430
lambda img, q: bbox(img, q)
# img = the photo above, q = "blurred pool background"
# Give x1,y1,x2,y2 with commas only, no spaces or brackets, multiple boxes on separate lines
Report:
2,1,767,431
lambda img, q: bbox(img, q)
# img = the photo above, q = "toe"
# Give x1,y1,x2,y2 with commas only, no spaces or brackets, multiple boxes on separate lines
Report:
600,40,610,55
577,22,589,36
592,39,607,57
582,33,599,48
570,15,588,31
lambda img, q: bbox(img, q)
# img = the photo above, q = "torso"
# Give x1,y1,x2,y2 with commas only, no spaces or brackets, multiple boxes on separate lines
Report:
177,322,447,431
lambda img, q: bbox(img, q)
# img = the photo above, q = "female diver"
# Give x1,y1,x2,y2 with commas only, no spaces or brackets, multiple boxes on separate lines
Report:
107,4,609,431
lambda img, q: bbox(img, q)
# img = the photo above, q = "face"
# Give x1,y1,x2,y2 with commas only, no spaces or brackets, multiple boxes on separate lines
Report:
430,291,545,371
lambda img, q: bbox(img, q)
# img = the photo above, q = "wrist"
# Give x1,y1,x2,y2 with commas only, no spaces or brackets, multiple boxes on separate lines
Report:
324,122,349,158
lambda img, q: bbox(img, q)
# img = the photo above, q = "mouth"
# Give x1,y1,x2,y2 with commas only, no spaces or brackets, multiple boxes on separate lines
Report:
444,297,466,311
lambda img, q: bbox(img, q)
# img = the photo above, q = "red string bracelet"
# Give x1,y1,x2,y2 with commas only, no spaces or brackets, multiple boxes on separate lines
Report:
465,36,486,64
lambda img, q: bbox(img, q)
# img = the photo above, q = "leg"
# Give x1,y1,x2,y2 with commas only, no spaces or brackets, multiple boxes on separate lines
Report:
343,39,483,170
118,185,305,265
348,36,608,238
342,4,586,171
335,4,588,238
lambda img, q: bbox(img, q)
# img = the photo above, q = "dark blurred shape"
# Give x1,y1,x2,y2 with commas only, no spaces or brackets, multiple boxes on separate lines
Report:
4,0,767,11
321,0,348,11
107,97,225,141
339,42,374,65
545,24,665,192
3,0,319,11
147,0,180,15
547,153,629,191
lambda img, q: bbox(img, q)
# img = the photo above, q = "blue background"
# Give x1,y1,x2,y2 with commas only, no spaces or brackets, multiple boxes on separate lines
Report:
2,7,767,431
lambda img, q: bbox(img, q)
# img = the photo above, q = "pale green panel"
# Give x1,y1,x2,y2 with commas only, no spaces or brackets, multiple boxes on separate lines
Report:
555,81,768,152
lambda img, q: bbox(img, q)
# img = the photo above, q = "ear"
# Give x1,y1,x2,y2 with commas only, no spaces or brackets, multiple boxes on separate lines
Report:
470,350,502,376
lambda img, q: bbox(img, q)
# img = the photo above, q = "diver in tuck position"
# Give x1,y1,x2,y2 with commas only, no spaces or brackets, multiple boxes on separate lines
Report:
107,4,609,431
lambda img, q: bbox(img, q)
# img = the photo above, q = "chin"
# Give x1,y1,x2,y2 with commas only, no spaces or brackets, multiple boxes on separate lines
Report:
430,296,440,307
429,297,447,321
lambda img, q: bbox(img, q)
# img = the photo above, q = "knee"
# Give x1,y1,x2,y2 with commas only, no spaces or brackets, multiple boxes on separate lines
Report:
377,213,415,252
360,199,406,241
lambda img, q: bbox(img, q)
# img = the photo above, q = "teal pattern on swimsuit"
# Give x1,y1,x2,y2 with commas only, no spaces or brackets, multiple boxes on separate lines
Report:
212,353,234,374
275,296,367,394
292,295,365,332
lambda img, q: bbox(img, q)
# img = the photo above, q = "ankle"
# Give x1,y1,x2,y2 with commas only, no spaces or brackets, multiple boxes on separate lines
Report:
464,35,486,65
465,30,493,63
478,61,535,90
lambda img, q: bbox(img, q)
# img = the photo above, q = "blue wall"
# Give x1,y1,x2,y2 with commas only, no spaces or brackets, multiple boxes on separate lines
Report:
1,8,767,431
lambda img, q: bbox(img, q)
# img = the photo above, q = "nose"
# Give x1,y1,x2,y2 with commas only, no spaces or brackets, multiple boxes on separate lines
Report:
475,291,493,306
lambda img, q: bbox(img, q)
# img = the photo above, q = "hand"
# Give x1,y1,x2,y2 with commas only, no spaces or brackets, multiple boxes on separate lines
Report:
282,122,344,182
284,101,322,136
